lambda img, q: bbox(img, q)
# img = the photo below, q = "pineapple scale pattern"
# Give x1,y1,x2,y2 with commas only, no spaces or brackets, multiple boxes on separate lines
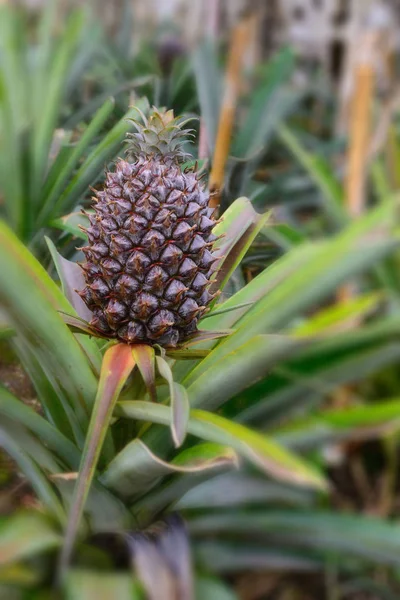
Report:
79,149,218,347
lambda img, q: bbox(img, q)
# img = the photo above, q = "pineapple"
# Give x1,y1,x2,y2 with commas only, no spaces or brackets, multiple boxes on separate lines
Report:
78,108,217,348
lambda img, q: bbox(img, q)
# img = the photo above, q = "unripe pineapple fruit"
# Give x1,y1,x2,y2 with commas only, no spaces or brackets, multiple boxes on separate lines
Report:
78,108,218,347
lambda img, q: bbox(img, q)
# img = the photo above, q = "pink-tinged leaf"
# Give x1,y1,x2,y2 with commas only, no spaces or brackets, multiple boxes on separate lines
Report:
210,199,270,295
156,356,190,448
184,330,233,346
46,237,92,321
131,345,156,402
58,343,136,579
58,311,109,339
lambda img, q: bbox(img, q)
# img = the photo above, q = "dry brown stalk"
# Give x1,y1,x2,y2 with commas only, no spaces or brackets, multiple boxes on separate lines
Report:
335,32,378,407
209,14,253,210
345,32,377,219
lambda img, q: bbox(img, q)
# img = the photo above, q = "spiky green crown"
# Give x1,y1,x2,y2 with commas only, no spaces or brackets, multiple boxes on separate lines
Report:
125,107,195,163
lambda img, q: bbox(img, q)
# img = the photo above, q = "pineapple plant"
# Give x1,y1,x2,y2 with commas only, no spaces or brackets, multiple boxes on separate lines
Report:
2,104,400,597
79,109,218,346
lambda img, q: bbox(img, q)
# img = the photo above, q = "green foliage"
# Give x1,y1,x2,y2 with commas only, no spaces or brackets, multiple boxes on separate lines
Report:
2,193,400,595
0,4,149,254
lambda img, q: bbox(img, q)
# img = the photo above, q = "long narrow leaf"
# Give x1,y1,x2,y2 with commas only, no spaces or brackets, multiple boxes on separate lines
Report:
116,402,327,491
0,385,80,470
59,343,136,577
0,223,98,434
157,356,190,447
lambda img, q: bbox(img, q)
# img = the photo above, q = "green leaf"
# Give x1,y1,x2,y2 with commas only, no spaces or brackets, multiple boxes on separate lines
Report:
131,345,156,403
0,421,65,522
50,211,90,240
0,562,41,587
116,402,327,491
202,301,254,320
188,510,400,569
276,397,400,450
156,356,190,447
177,471,314,510
186,334,306,411
291,292,382,336
0,385,80,470
12,338,75,440
188,199,399,384
31,11,85,207
192,40,221,152
166,348,210,360
200,243,318,334
102,440,237,500
195,577,239,600
65,570,144,600
261,222,306,249
211,199,271,295
278,125,346,226
46,237,92,321
39,98,115,225
59,312,106,338
233,47,296,159
236,316,400,425
194,540,320,574
183,330,233,346
0,222,98,435
0,512,61,567
59,343,136,577
52,104,144,217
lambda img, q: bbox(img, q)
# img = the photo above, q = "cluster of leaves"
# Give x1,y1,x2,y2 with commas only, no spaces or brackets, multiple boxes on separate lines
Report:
3,2,400,599
0,1,195,260
2,192,400,597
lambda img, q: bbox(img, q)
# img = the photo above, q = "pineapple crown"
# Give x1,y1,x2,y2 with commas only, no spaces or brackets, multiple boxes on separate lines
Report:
125,107,196,163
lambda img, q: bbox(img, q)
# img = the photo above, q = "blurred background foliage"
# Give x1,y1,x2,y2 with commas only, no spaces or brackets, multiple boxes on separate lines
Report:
2,0,400,599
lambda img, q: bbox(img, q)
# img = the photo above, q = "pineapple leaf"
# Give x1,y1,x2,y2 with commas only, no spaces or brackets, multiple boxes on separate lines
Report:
50,211,91,240
39,98,115,226
0,385,80,470
0,421,66,523
201,301,254,319
188,510,400,569
211,198,271,296
166,348,210,359
131,345,157,403
183,330,233,346
195,576,240,600
52,103,145,218
156,356,190,448
65,570,143,600
59,343,136,578
190,198,400,382
31,10,85,209
278,124,346,226
116,402,328,491
185,334,307,410
0,222,98,433
58,312,105,338
0,512,61,568
102,440,237,500
275,397,400,451
46,237,92,321
200,243,318,333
